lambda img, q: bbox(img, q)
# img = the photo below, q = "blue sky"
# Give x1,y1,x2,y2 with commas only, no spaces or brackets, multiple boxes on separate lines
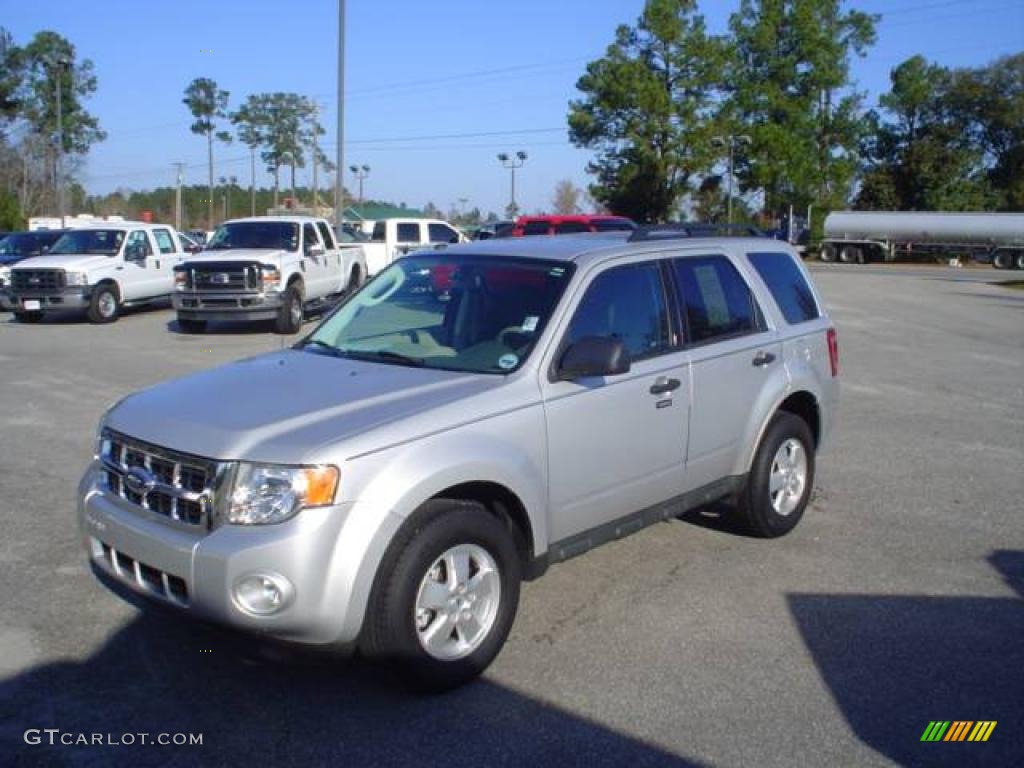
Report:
4,0,1022,216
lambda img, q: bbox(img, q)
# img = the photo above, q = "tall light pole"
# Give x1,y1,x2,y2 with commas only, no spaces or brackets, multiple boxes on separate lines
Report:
52,55,71,224
173,162,185,231
711,134,751,224
335,0,346,234
497,151,527,218
349,164,369,205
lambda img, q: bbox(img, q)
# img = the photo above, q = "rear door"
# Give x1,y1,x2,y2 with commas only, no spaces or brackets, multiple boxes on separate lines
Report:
151,227,184,291
121,229,164,300
671,253,781,488
542,259,690,543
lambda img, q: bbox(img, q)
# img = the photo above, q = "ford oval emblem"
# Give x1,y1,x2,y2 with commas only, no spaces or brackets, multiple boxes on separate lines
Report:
211,272,231,284
124,466,156,497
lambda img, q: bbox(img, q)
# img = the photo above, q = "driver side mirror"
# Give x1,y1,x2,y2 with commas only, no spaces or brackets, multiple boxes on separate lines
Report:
124,244,145,262
307,243,325,257
557,336,630,380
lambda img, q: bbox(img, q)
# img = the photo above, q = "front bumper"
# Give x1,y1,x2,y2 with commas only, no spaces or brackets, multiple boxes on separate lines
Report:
78,461,402,647
8,286,92,311
173,290,284,322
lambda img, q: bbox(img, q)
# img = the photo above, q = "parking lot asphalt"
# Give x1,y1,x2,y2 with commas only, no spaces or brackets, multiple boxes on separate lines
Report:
1,264,1022,767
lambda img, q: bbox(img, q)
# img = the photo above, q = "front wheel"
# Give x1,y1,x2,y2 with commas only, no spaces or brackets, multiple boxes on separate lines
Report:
736,412,815,538
87,284,120,323
992,250,1012,269
274,283,303,334
361,500,521,691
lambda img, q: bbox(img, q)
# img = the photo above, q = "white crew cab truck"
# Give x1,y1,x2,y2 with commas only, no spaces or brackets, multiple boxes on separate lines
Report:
8,222,189,324
360,218,468,276
173,216,367,334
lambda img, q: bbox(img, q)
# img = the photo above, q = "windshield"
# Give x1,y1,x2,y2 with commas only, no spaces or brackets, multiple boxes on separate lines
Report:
206,221,299,251
49,229,125,256
303,254,574,374
0,233,55,261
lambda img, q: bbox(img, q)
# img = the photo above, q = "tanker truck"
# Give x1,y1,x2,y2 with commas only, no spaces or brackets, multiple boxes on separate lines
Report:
819,211,1024,269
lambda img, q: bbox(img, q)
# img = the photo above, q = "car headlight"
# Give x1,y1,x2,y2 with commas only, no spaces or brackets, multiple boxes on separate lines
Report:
174,269,188,290
261,266,281,289
64,271,89,286
226,463,339,525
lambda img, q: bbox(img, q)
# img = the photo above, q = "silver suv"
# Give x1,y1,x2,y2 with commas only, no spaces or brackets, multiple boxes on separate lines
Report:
78,229,839,689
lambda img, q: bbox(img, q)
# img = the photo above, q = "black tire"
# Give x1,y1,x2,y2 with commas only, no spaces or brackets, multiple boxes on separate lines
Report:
87,283,120,324
736,412,816,538
13,310,43,323
839,245,861,264
178,317,207,334
274,282,303,334
361,499,521,692
348,264,363,292
819,244,837,263
1014,252,1024,271
992,250,1011,270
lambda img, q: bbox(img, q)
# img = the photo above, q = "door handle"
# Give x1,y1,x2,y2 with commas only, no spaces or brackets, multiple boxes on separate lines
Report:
649,377,681,395
752,351,776,367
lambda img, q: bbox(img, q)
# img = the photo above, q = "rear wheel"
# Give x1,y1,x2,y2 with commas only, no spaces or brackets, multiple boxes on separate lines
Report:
1015,252,1024,271
819,244,837,263
87,284,120,323
736,412,815,538
348,264,364,292
274,282,303,334
13,310,43,323
361,499,521,691
839,245,861,264
992,250,1012,269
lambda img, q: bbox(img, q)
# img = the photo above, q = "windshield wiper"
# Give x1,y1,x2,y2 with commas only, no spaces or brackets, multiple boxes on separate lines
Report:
297,338,343,357
339,349,426,367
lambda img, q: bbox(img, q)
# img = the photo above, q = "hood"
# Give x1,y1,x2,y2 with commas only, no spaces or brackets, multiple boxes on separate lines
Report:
11,253,115,271
105,349,503,464
183,248,290,265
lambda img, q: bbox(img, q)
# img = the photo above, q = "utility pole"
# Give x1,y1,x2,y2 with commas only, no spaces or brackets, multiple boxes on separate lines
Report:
249,146,256,216
497,151,527,218
335,0,346,234
711,134,751,224
173,162,185,231
311,101,320,215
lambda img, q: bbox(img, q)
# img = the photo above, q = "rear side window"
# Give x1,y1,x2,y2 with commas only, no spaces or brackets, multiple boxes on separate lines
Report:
303,223,320,254
593,218,635,232
428,223,458,243
152,228,176,254
565,262,673,361
371,222,386,241
396,223,419,243
522,221,550,236
747,252,820,324
673,256,760,344
555,222,589,235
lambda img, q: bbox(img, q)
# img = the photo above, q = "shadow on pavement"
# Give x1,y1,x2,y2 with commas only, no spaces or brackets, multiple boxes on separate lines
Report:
787,550,1024,767
0,609,697,767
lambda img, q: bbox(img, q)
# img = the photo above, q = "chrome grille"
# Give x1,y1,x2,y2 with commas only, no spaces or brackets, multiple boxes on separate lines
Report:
192,264,259,292
101,430,218,527
12,268,64,292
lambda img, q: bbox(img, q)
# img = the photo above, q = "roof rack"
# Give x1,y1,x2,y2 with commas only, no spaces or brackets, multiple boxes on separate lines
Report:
628,222,766,243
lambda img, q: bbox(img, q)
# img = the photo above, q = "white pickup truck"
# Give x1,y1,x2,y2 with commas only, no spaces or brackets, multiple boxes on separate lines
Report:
360,218,467,275
172,216,367,334
8,222,190,324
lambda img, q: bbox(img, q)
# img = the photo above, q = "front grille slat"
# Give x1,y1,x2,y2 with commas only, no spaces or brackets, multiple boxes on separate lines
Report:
100,430,216,529
191,263,259,292
12,268,65,292
94,539,190,606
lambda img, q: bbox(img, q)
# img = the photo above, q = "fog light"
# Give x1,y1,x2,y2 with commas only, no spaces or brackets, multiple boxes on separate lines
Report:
232,573,293,616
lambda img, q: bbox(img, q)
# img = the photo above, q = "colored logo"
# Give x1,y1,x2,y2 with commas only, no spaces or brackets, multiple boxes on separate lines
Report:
921,721,997,742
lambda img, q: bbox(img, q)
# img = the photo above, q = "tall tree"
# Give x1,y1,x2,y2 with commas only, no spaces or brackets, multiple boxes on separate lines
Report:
728,0,876,218
231,93,268,216
0,28,23,130
13,30,105,210
183,77,231,225
568,0,727,222
552,179,583,215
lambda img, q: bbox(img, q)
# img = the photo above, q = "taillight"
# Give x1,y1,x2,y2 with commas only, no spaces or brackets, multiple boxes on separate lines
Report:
826,328,839,377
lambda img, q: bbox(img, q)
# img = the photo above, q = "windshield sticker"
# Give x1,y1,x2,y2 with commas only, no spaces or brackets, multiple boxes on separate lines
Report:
522,316,539,332
549,267,566,277
497,354,519,370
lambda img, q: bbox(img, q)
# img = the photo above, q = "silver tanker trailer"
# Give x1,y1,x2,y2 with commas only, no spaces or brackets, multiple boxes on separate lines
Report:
820,211,1024,269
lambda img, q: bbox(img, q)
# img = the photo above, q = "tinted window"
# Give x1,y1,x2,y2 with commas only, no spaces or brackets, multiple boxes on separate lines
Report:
555,222,589,235
153,228,176,254
565,262,673,361
316,221,336,250
125,230,152,257
593,218,636,232
396,223,419,243
747,252,820,324
523,221,551,236
371,221,386,241
673,256,759,344
206,222,299,251
303,223,319,254
49,229,125,256
428,223,458,243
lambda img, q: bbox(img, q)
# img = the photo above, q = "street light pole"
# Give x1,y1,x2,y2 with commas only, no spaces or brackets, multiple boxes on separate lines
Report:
711,134,751,224
335,0,346,234
497,151,527,217
349,164,370,205
173,162,184,231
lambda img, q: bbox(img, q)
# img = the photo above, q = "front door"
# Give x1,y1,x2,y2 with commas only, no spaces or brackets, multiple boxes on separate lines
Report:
120,230,163,300
542,260,690,543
